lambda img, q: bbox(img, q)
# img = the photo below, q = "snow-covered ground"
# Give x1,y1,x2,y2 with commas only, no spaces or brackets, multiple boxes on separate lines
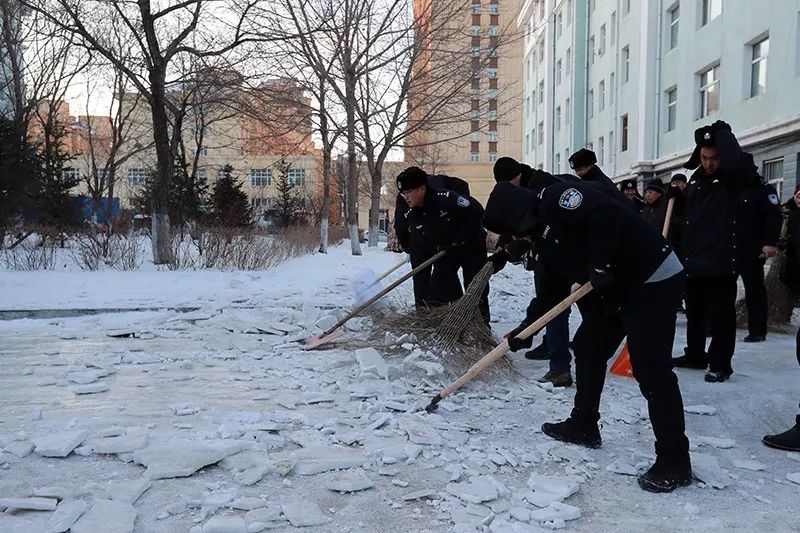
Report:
0,244,798,532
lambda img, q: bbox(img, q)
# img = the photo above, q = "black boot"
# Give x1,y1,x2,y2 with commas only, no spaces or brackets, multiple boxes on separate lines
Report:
704,369,733,383
524,336,549,360
762,420,800,452
541,409,601,448
638,458,693,493
743,334,766,343
673,351,707,370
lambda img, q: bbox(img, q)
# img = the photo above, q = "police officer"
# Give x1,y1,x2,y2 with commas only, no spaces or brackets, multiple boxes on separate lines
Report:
484,180,691,493
641,178,669,231
394,166,490,321
736,167,782,342
393,167,470,309
568,148,615,191
491,157,573,387
673,121,759,382
619,178,646,213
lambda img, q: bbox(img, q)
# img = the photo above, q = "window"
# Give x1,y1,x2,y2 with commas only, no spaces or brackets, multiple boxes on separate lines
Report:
472,4,480,14
609,132,614,158
668,4,679,49
610,73,615,104
599,137,605,165
251,197,275,210
488,153,498,163
538,40,545,64
555,154,561,173
60,167,80,182
538,122,544,146
530,129,535,151
699,64,720,118
589,36,595,64
472,88,481,100
525,134,530,153
589,0,595,12
611,12,617,44
127,167,149,187
488,132,498,142
489,110,498,121
488,68,498,79
251,168,272,187
763,158,784,198
199,147,208,156
489,4,499,15
556,60,562,85
488,89,498,99
566,48,572,76
196,168,207,180
471,46,481,58
557,12,563,38
524,96,530,116
622,46,630,82
599,80,605,111
566,0,572,24
701,0,721,26
556,106,562,132
623,0,630,15
599,25,606,55
588,89,594,117
470,131,480,142
469,110,480,119
470,152,480,162
490,47,498,57
621,114,629,152
751,37,769,97
538,80,545,104
489,26,500,37
666,87,677,131
471,25,480,36
565,98,571,125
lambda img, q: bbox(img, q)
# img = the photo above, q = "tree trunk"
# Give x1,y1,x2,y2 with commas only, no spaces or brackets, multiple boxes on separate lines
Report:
367,168,381,247
344,64,361,256
148,71,175,265
319,146,332,253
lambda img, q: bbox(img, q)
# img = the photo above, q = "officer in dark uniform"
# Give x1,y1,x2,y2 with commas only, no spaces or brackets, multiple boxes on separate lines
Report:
736,169,782,342
568,148,615,191
666,174,688,257
641,178,669,231
484,180,691,493
394,166,489,321
673,121,759,382
619,178,646,213
491,157,574,387
393,167,471,309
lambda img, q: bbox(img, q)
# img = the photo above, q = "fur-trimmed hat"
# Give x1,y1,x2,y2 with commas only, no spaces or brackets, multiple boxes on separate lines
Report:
396,166,428,192
568,148,597,169
645,178,665,194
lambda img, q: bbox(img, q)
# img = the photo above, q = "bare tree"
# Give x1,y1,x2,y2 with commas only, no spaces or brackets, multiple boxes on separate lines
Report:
22,0,267,264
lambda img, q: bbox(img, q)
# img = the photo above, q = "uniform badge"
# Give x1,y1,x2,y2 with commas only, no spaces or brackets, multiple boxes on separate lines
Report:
768,193,779,205
396,179,402,190
558,188,583,210
456,196,470,208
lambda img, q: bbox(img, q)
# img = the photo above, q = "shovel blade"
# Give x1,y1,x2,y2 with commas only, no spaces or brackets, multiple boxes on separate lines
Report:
301,330,345,350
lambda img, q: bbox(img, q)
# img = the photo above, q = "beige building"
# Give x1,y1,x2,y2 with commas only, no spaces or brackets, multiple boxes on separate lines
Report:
407,0,524,205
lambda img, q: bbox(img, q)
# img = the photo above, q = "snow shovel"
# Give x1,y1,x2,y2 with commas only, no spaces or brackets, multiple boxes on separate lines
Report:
302,250,447,350
351,256,409,306
610,196,677,378
425,282,593,413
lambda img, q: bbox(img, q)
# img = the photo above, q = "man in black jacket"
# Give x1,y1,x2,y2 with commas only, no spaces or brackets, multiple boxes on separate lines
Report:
673,121,759,382
485,180,690,493
393,167,471,309
641,178,669,231
619,178,646,213
736,172,782,342
394,167,489,321
569,148,615,190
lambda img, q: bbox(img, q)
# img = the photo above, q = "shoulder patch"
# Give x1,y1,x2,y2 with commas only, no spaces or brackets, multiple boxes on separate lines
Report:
558,188,583,210
456,195,470,208
767,193,779,205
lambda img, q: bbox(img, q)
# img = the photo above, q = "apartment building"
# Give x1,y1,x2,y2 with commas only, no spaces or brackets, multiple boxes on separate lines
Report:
519,0,800,199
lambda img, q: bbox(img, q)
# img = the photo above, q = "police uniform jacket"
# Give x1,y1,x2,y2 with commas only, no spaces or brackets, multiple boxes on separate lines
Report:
405,186,485,250
735,183,782,262
394,175,470,251
641,196,669,233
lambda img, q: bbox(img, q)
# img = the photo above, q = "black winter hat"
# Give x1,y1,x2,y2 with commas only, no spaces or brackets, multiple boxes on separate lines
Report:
483,182,539,237
493,157,523,182
670,173,687,184
619,178,637,191
568,148,597,169
396,166,428,192
684,120,737,169
645,178,665,194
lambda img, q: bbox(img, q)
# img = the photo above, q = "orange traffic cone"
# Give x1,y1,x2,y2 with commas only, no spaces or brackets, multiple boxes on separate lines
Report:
609,343,634,378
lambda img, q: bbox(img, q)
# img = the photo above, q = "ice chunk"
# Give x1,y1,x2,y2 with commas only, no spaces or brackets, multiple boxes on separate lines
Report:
529,502,581,522
787,473,800,485
34,430,88,457
731,459,766,472
73,383,110,395
70,499,137,533
105,478,151,504
290,447,367,475
4,441,34,458
46,498,88,533
231,497,266,511
691,452,731,489
326,470,374,493
446,476,499,504
281,500,329,527
685,405,717,416
203,515,247,533
401,489,437,501
0,497,58,511
694,436,736,449
525,474,579,508
605,459,638,476
132,440,241,479
355,348,389,379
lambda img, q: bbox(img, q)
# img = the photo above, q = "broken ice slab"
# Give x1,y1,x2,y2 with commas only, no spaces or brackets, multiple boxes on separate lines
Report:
281,500,329,527
693,436,736,449
525,474,580,508
355,348,389,379
446,477,499,504
244,504,282,524
88,431,148,455
691,452,731,489
787,473,800,485
731,459,766,472
33,430,88,458
71,499,137,533
605,459,639,476
104,478,151,504
46,498,88,532
132,440,242,479
288,446,368,475
529,502,581,523
401,489,437,501
3,440,34,458
73,383,110,395
202,515,247,533
0,497,58,511
684,405,718,416
326,470,375,493
67,370,107,384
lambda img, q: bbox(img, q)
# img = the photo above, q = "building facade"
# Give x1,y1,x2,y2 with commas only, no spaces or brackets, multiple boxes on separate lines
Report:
519,0,800,200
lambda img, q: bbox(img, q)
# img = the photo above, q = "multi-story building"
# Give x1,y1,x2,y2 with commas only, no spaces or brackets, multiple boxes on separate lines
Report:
408,0,524,205
519,0,800,200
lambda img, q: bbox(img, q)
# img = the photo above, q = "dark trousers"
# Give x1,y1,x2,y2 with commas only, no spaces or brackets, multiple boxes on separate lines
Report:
529,274,572,373
739,257,768,337
572,273,689,462
796,325,800,424
686,274,738,373
410,244,436,308
428,242,490,323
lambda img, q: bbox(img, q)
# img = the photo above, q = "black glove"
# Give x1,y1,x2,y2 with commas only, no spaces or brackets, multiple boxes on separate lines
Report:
487,251,509,273
506,238,533,263
589,268,614,292
506,323,534,352
666,185,682,199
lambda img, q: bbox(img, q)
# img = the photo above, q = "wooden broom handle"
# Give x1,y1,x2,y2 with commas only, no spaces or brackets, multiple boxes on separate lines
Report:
323,250,446,336
661,197,675,238
437,282,593,399
374,256,409,283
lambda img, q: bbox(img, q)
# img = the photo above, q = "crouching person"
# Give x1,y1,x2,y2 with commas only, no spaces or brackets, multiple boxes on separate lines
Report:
484,181,692,493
